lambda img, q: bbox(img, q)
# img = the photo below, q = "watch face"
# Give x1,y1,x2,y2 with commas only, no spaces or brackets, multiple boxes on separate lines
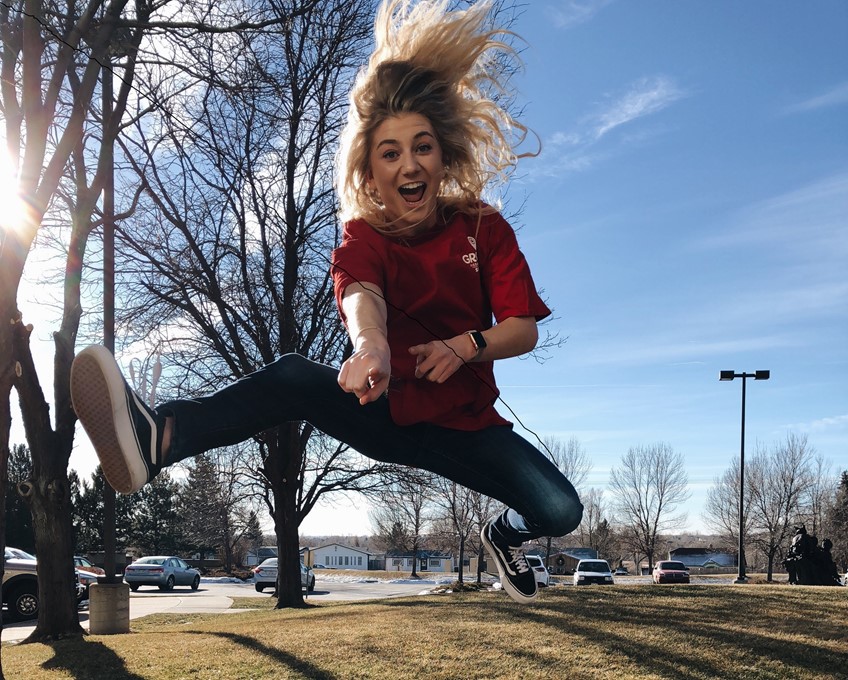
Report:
473,331,487,349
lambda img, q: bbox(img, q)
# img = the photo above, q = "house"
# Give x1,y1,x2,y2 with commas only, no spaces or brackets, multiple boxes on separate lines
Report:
669,547,737,570
308,543,371,569
244,546,278,567
385,550,454,573
547,548,599,575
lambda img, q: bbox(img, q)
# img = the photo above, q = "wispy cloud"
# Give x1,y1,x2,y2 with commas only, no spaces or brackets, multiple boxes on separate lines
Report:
784,81,848,114
782,414,848,433
528,75,686,179
693,172,848,257
546,0,614,30
592,76,686,139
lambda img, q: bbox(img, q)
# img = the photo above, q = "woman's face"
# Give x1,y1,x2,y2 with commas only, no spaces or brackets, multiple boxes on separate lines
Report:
367,112,445,232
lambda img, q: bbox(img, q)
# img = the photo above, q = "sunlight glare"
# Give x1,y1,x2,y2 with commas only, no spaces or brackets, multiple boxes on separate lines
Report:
0,150,27,234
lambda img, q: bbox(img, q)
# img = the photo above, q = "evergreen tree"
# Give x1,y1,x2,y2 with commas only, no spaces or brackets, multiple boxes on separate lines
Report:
70,467,138,553
132,470,183,556
825,470,848,572
178,454,227,559
5,444,35,552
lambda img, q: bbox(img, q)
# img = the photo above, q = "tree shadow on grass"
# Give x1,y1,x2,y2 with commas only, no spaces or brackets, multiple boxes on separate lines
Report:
189,630,337,679
39,638,147,680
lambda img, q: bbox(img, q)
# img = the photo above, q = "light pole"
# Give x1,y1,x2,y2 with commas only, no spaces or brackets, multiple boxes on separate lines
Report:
719,370,770,583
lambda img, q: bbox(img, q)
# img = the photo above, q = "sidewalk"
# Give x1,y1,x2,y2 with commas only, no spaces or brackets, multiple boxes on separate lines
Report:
2,595,236,644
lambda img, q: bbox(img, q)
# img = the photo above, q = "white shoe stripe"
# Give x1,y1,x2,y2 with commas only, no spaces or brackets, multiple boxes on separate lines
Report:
130,391,157,466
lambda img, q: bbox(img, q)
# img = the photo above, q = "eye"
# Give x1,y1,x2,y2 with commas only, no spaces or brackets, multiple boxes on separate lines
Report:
416,143,433,153
382,149,399,160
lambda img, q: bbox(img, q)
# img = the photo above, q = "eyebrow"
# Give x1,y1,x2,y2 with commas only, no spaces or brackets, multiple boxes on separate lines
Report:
375,130,436,149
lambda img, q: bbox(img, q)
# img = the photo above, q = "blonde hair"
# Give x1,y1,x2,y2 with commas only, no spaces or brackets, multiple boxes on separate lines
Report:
336,0,535,233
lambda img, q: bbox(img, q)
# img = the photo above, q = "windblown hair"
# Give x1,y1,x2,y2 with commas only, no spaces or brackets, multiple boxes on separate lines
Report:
336,0,535,233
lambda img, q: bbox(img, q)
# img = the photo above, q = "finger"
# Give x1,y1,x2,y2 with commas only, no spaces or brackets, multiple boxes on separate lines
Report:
360,375,389,405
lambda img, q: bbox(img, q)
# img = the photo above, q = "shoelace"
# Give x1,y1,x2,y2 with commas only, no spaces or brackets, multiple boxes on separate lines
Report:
507,547,530,574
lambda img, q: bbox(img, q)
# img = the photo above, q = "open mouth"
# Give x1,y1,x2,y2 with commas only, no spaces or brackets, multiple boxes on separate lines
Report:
398,182,426,204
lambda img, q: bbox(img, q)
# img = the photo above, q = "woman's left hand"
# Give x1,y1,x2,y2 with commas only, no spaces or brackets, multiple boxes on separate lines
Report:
408,334,475,383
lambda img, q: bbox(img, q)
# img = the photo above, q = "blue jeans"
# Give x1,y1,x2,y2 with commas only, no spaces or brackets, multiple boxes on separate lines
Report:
161,354,582,544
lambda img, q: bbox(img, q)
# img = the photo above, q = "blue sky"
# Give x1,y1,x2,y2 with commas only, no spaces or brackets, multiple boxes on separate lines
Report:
485,0,848,532
13,1,846,538
302,1,847,536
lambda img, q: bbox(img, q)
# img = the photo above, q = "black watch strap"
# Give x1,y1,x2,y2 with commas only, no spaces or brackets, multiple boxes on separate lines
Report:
465,330,487,360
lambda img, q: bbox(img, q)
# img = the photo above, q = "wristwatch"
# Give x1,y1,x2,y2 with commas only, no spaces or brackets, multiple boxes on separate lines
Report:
465,330,487,361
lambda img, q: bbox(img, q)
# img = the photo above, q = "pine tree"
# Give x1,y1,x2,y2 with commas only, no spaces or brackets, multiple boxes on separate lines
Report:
825,470,848,572
178,454,227,560
4,444,35,552
132,470,182,556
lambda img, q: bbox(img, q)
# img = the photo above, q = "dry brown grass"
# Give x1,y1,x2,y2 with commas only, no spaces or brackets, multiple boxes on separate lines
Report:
3,584,846,679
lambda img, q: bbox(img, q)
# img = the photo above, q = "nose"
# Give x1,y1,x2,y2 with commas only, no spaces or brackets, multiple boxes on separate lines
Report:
401,153,421,175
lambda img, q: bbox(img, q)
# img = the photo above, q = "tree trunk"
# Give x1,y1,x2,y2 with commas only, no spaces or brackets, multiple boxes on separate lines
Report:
268,424,307,609
0,285,19,675
12,310,82,641
457,535,465,584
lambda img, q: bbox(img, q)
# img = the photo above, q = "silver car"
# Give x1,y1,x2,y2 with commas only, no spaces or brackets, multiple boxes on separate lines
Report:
253,558,315,593
124,556,201,592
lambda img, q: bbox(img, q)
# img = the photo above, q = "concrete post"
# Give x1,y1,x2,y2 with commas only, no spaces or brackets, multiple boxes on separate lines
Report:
88,582,130,634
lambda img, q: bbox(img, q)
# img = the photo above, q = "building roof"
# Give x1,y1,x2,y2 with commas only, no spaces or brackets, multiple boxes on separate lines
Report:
313,543,372,556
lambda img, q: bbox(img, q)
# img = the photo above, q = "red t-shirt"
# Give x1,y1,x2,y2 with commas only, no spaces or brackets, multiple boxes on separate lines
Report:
331,210,551,430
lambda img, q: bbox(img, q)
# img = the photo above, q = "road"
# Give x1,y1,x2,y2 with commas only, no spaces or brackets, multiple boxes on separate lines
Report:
182,579,435,601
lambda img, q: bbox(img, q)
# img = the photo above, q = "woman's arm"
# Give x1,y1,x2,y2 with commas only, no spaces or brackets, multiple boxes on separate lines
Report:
337,282,392,404
408,315,538,384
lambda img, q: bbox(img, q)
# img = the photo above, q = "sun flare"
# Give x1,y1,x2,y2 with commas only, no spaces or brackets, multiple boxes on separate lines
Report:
0,150,28,234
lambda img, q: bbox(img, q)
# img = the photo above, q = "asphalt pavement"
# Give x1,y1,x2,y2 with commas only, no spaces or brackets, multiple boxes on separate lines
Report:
2,592,237,645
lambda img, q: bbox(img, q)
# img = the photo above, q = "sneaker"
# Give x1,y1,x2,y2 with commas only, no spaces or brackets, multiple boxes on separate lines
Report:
70,345,164,494
481,521,538,604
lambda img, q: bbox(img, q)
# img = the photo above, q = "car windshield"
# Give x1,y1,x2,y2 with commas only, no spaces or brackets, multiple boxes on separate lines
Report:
136,557,166,565
5,548,35,560
659,562,687,571
260,559,277,567
580,561,610,572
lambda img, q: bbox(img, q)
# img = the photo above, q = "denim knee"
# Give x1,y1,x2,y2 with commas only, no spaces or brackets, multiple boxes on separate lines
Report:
536,494,584,538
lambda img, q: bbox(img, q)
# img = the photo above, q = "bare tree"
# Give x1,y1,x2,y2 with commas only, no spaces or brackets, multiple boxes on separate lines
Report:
798,454,834,539
111,0,380,607
536,435,590,562
577,487,619,563
703,456,755,567
747,433,814,580
371,470,437,578
0,0,325,646
430,478,476,584
609,443,690,571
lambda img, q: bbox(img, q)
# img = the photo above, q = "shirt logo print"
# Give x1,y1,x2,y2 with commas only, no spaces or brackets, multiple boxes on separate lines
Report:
463,236,479,272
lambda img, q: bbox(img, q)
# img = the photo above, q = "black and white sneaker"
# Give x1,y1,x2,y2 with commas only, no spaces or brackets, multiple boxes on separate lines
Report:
70,345,165,494
481,521,538,604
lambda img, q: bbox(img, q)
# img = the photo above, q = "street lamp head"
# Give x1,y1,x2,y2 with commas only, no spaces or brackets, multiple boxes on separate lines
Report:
754,370,770,380
720,370,736,381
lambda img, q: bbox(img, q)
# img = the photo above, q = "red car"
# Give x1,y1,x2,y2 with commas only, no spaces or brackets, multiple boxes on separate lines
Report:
653,560,690,584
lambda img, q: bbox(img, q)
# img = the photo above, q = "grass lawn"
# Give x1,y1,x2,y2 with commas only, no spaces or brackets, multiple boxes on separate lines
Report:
3,584,846,679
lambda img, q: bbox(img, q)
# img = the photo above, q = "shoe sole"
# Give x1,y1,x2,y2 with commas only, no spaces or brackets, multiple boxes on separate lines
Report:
480,525,537,604
70,346,148,494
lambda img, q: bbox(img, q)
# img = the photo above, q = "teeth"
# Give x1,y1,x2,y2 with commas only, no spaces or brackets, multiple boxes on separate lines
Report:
400,182,425,190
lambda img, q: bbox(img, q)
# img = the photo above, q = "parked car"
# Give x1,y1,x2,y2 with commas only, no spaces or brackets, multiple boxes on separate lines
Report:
614,567,629,576
653,560,690,584
124,556,201,592
525,555,550,587
3,548,39,621
573,559,614,585
3,548,93,619
74,555,105,576
253,558,315,593
74,567,100,604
